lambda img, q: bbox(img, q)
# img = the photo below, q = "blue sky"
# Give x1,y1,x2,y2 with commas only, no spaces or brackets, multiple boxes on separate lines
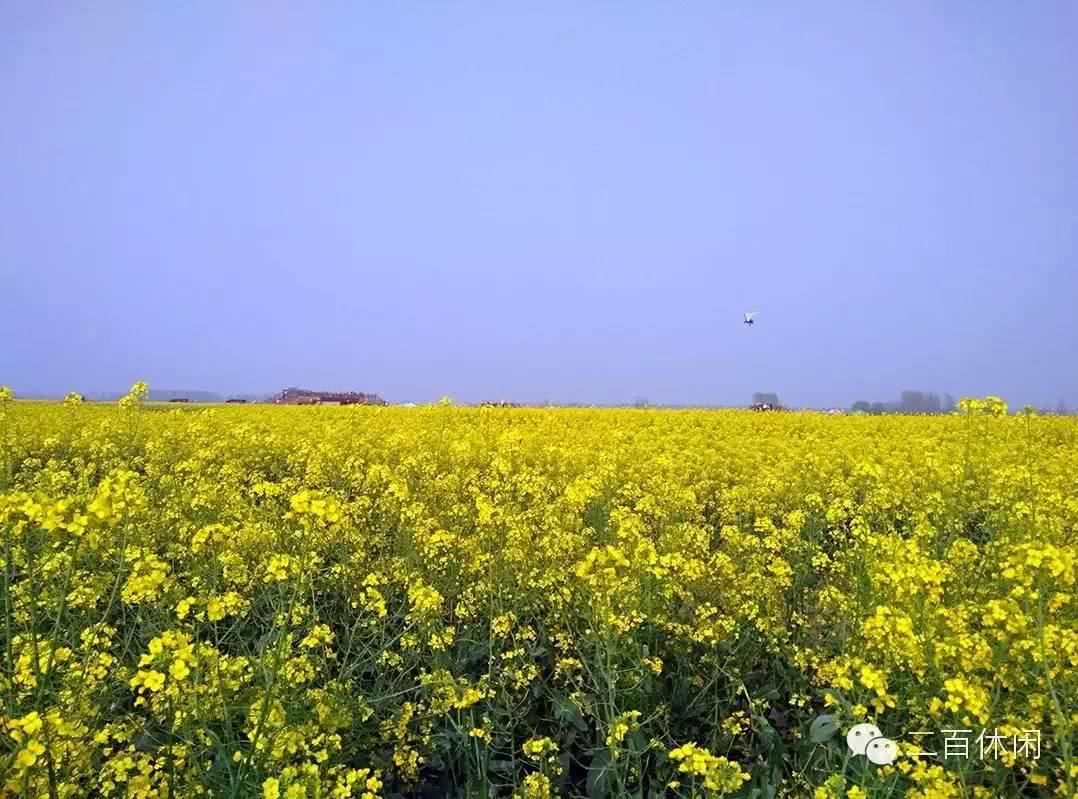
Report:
2,2,1076,406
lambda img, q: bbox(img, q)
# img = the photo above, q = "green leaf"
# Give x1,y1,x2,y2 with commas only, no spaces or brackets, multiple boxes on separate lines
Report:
809,714,840,744
753,713,777,751
587,748,612,799
553,693,588,732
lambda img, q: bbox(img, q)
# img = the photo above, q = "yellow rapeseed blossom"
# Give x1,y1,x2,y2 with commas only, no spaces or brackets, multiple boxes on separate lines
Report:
668,743,750,794
0,400,1074,797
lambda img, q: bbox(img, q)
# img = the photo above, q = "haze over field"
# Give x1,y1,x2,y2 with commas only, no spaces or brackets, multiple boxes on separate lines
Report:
2,3,1077,407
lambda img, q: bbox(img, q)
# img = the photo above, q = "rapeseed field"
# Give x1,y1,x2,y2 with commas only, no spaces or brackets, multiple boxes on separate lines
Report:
1,386,1075,798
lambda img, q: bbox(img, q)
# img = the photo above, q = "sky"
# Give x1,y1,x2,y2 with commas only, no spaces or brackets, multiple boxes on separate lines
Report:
2,3,1077,407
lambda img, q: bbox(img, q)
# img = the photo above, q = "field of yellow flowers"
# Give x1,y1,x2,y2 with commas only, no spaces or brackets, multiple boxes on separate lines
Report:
1,386,1075,798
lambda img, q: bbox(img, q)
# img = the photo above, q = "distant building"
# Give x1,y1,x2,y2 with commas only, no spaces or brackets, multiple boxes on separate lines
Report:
272,387,387,406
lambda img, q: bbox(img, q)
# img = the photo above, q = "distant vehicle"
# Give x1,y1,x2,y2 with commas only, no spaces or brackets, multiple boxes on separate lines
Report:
743,312,757,326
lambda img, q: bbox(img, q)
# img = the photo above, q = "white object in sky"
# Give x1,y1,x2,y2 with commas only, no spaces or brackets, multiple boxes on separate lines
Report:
743,312,757,325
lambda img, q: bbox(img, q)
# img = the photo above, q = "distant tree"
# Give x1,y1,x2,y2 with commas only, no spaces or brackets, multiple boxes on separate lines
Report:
633,397,650,409
869,402,887,415
1057,399,1070,416
851,400,871,413
943,393,957,413
149,389,223,403
900,390,942,413
752,392,781,407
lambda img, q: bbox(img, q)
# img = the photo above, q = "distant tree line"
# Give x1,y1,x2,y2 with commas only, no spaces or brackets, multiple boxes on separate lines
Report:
849,392,1076,416
850,390,956,415
81,389,226,403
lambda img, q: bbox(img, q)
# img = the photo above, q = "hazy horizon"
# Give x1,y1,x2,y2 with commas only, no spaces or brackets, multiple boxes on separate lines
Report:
8,385,1063,412
3,3,1077,408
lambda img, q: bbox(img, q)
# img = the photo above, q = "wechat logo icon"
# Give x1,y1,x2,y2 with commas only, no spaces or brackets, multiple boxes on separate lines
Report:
847,722,897,765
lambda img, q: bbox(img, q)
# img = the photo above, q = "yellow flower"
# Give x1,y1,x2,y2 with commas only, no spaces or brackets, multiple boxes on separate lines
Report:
131,669,166,693
169,659,191,681
668,743,749,794
176,597,194,619
16,739,45,769
522,737,557,760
